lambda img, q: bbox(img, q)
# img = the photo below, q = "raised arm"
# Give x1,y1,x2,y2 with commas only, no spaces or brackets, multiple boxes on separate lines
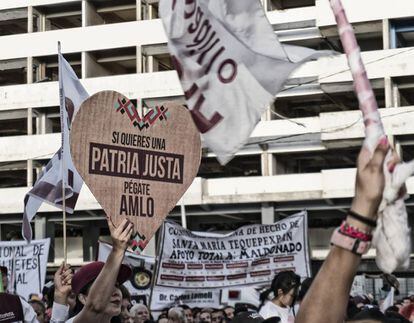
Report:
296,142,390,323
74,217,133,323
51,263,73,323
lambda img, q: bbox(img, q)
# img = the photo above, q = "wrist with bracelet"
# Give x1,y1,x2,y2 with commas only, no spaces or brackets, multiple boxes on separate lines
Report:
330,210,376,255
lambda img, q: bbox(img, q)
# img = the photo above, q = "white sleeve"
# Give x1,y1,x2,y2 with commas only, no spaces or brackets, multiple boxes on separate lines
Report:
50,302,70,323
19,298,39,323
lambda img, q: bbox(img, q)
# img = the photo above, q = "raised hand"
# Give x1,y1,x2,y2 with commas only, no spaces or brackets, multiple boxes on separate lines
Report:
54,262,73,305
106,216,134,252
351,139,389,219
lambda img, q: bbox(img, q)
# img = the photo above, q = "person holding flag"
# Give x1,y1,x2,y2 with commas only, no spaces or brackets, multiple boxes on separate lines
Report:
50,216,133,323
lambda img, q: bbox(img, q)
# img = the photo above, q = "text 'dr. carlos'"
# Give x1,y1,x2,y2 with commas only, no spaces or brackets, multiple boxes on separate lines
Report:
88,142,184,184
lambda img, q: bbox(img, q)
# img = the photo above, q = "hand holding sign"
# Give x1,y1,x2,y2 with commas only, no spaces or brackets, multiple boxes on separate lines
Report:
70,91,201,253
107,217,134,253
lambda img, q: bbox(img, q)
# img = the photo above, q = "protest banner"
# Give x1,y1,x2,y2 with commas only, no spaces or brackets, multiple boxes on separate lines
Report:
70,91,201,254
151,212,310,309
0,239,50,300
97,241,155,305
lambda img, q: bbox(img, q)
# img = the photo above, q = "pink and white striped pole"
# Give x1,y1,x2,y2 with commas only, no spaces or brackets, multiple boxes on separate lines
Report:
329,0,414,273
329,0,386,162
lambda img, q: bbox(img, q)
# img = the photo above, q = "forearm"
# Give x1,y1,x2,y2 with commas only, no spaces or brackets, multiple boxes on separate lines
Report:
296,244,360,323
50,302,69,323
54,291,68,305
85,247,124,312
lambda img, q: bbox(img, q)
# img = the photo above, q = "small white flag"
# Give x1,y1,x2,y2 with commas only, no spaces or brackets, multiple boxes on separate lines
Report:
160,0,329,164
380,287,394,313
22,46,89,242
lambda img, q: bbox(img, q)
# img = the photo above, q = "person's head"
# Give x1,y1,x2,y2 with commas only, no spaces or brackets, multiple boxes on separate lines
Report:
180,306,193,323
199,310,211,323
130,304,150,323
0,266,8,290
259,271,301,309
223,306,234,321
211,310,224,323
72,261,131,319
192,308,201,323
158,319,168,323
402,297,411,307
29,300,46,323
168,307,187,323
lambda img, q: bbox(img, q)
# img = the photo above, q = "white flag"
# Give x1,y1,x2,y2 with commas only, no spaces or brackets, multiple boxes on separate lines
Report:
160,0,328,164
380,287,394,313
22,46,89,242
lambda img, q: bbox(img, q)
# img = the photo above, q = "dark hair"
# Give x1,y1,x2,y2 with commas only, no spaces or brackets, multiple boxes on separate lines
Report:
72,280,94,316
259,271,301,309
234,303,258,315
297,277,313,302
43,285,55,309
179,304,191,310
263,318,281,323
385,311,411,323
119,284,131,301
110,316,122,323
385,306,400,314
348,308,387,322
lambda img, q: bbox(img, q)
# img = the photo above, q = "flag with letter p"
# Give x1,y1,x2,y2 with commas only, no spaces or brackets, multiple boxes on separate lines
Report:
22,48,89,242
160,0,328,164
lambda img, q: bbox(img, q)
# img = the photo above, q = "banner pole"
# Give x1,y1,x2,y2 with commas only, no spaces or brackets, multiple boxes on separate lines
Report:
180,200,187,229
37,253,42,295
58,41,67,264
148,222,164,311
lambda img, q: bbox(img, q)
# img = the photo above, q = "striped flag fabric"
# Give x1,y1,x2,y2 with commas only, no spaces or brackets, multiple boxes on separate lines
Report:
22,48,89,242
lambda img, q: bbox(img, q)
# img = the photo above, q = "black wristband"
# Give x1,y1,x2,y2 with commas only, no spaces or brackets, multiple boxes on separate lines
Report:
348,210,377,228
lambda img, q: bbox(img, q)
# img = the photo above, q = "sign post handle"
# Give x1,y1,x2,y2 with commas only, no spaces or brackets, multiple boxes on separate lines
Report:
0,272,3,293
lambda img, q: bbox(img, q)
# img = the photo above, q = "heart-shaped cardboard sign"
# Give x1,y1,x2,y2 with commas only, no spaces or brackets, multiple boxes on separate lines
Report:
70,91,201,253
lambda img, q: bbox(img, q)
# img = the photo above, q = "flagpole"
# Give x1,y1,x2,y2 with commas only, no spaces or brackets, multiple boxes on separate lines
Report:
58,41,68,264
180,200,187,229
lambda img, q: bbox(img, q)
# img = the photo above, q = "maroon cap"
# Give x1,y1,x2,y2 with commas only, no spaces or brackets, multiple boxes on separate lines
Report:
72,261,131,295
0,266,7,276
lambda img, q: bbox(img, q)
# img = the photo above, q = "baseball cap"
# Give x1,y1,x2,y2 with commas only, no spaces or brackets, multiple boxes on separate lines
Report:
72,261,131,294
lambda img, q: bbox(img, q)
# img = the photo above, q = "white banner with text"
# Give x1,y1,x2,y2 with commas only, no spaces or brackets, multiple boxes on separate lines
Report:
151,212,310,309
0,239,50,300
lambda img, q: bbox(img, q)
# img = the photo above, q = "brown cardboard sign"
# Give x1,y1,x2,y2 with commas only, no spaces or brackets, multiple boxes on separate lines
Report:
70,91,201,253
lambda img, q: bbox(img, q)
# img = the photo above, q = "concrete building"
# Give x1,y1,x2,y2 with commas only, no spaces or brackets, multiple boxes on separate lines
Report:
1,0,414,296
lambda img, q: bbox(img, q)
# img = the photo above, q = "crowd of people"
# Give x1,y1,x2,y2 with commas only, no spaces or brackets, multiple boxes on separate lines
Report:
0,140,413,323
2,259,414,323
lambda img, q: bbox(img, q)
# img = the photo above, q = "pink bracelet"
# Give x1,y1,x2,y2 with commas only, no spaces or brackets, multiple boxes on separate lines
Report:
339,221,372,242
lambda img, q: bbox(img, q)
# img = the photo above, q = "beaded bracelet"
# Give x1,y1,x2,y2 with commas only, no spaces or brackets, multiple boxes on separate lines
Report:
339,221,372,242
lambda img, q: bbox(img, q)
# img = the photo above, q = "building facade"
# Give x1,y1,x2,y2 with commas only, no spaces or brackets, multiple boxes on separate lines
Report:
1,0,414,296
